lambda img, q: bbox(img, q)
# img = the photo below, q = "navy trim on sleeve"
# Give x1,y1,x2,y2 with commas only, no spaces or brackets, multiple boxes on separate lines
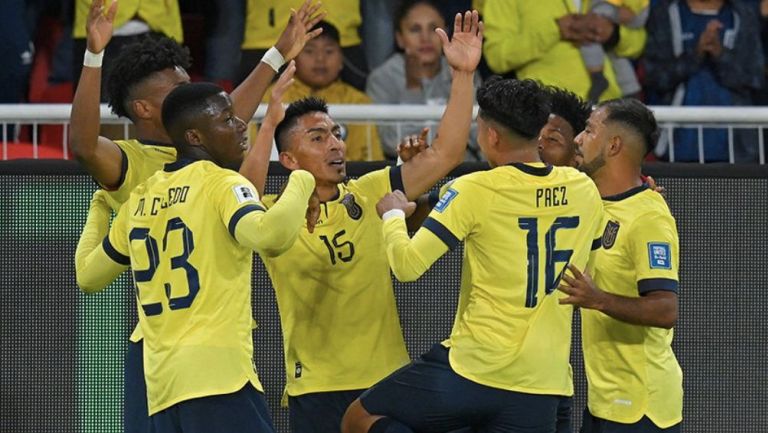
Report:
423,217,461,250
228,204,266,238
591,237,602,250
427,189,440,209
102,236,130,265
389,165,405,194
638,278,679,294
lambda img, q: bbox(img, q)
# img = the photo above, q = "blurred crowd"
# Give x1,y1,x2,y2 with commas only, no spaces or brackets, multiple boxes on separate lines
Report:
3,0,767,162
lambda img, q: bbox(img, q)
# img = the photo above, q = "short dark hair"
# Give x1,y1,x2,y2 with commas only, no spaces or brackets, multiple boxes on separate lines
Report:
161,82,225,148
395,0,442,32
476,77,551,140
313,20,340,44
597,98,659,155
547,86,591,136
106,34,192,120
274,97,330,152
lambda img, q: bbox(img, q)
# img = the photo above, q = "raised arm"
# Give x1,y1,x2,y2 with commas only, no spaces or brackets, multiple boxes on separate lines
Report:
69,0,124,188
400,10,482,200
239,61,296,196
230,0,324,122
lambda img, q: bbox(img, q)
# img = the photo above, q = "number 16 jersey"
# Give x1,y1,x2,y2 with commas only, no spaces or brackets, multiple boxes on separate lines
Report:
260,167,410,398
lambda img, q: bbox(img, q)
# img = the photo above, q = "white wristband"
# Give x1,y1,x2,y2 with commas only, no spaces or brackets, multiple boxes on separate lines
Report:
260,46,285,72
382,209,406,221
83,49,104,68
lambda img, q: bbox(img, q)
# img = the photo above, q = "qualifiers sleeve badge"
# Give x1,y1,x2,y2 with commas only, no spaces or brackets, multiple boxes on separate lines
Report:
601,220,620,249
434,188,458,213
233,184,258,204
648,242,672,269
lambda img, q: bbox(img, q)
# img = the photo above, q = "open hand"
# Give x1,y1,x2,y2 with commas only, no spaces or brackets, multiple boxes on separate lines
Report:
86,0,118,53
437,10,483,73
397,127,430,163
376,190,417,218
275,0,326,61
264,61,296,127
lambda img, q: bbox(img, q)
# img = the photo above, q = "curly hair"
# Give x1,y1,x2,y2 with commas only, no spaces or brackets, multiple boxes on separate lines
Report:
476,77,551,140
275,97,329,152
547,86,591,136
106,34,192,120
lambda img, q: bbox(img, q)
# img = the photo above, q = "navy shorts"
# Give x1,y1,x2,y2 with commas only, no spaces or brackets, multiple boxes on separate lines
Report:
288,389,365,433
580,408,681,433
151,384,275,433
360,344,560,433
125,340,151,433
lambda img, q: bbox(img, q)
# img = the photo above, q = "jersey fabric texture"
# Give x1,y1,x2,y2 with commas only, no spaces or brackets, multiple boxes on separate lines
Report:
260,166,410,398
383,163,604,396
582,185,682,427
105,160,268,414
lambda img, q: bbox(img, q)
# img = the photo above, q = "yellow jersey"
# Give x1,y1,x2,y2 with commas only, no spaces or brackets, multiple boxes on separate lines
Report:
105,159,268,414
583,185,682,427
101,139,177,343
383,163,604,395
260,166,410,397
74,0,183,41
242,0,361,49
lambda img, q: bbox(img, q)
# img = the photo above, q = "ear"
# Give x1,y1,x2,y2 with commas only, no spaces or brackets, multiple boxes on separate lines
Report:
131,99,153,120
184,129,204,147
487,125,500,149
278,151,300,170
607,135,623,157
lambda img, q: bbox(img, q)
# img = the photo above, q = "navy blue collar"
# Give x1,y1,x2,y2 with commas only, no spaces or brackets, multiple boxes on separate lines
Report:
139,138,175,148
507,162,553,177
164,158,197,172
602,184,650,201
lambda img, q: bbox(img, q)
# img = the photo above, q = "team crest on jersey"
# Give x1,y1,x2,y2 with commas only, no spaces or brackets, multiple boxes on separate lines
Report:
601,220,620,249
341,193,363,220
435,188,458,213
233,184,258,204
648,242,671,269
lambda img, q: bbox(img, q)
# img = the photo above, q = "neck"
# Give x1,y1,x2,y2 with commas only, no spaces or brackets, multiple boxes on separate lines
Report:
134,120,173,144
177,146,213,163
491,143,542,167
592,161,643,198
316,181,340,202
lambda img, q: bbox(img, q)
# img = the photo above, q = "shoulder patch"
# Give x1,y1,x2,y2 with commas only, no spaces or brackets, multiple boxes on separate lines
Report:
601,220,620,249
434,188,459,213
341,193,363,220
232,184,258,204
648,242,672,269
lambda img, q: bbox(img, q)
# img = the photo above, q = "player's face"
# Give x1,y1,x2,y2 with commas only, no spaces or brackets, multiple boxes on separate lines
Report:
295,37,344,90
283,112,347,187
396,3,445,66
197,93,248,169
137,66,191,122
538,114,578,167
574,107,609,177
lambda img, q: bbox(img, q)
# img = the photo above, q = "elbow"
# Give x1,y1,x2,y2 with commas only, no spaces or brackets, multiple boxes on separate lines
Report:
76,275,105,295
655,303,679,329
391,267,421,283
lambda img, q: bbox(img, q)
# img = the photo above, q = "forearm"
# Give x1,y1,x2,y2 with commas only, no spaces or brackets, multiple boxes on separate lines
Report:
76,241,128,294
239,121,277,196
75,192,112,277
235,170,315,256
230,62,276,122
383,215,447,282
595,291,678,329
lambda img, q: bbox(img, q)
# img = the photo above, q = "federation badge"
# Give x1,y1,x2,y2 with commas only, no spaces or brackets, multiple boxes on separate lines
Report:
601,220,620,249
341,193,363,220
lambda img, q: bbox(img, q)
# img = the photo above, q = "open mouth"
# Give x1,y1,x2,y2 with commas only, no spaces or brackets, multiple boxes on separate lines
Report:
328,159,344,167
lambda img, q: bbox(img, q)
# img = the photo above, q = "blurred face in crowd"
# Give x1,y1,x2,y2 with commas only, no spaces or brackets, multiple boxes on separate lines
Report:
295,36,344,90
396,2,445,65
538,114,578,167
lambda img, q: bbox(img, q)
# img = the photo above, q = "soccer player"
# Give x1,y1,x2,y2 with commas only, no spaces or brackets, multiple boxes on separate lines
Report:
539,87,592,168
70,1,324,431
75,82,316,433
559,98,682,432
240,10,484,433
341,77,604,433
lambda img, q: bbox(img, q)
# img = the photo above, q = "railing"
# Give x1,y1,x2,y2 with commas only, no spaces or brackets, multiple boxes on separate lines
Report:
1,104,766,163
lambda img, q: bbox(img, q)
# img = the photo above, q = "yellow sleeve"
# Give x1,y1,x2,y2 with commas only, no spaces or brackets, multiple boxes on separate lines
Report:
483,0,562,74
352,166,402,198
629,210,680,294
76,192,131,294
613,22,647,59
423,177,483,247
382,215,449,282
230,170,316,257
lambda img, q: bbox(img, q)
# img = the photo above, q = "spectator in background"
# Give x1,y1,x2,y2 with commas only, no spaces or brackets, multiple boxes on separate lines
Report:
482,0,646,101
366,0,482,160
262,21,384,161
643,0,765,162
580,0,649,102
361,0,398,71
0,0,33,114
203,0,246,90
72,0,183,91
240,0,368,90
